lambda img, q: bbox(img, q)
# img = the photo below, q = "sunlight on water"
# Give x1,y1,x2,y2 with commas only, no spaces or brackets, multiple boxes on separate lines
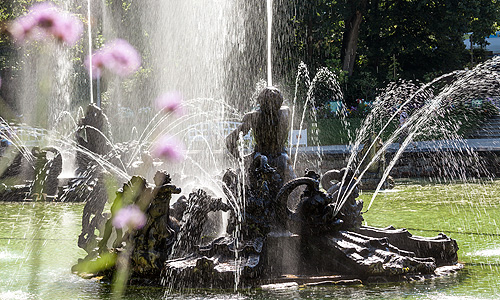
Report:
360,179,500,300
471,248,500,257
0,250,22,260
0,177,498,299
0,290,37,300
425,296,492,300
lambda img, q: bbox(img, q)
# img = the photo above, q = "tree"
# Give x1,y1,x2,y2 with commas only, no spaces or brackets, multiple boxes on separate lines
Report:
465,0,500,63
361,0,500,81
340,0,369,76
290,0,500,104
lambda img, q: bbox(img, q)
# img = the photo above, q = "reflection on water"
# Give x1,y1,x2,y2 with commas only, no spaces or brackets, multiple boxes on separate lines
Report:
360,179,500,299
0,202,102,300
0,179,499,299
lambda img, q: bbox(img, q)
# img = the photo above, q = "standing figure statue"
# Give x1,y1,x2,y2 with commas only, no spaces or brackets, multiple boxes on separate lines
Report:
226,87,295,184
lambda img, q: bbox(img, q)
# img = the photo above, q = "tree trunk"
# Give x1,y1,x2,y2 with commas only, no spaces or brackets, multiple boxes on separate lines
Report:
341,0,369,76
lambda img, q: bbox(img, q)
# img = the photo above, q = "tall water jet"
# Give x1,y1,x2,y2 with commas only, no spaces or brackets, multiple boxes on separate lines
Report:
267,0,273,86
87,0,94,104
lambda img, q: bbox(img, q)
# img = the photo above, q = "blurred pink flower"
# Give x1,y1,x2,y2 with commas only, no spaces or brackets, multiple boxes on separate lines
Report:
8,2,83,46
155,91,185,116
8,14,39,42
85,39,141,78
152,135,186,162
84,51,106,78
112,204,147,230
31,2,59,29
49,12,83,45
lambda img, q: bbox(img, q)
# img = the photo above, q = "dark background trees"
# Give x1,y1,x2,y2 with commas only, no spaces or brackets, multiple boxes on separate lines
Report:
1,0,499,110
289,0,500,106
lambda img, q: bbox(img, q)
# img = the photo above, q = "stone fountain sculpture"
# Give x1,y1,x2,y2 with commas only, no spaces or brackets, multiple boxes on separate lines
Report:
0,145,62,201
73,87,460,288
66,104,117,202
0,104,119,202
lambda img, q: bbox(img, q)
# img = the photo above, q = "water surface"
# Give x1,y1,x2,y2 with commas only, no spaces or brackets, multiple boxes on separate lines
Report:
0,179,498,299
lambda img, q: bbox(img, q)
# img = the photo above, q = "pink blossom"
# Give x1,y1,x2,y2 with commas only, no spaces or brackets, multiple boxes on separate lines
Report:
31,2,59,29
48,12,83,46
8,2,83,46
155,91,185,116
84,51,106,78
85,39,141,78
112,205,147,230
8,15,39,42
152,135,186,162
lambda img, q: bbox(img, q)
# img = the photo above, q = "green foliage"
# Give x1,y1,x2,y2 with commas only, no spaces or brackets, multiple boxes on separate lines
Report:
290,0,344,73
342,70,378,102
290,0,500,105
72,252,117,275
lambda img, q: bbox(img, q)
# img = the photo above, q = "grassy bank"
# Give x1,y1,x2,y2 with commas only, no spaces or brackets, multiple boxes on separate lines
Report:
311,104,496,145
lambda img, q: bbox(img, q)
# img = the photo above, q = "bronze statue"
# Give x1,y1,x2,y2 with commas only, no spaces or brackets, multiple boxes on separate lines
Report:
226,86,295,184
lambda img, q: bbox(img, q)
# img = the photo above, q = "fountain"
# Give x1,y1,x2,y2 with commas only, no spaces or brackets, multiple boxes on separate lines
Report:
69,87,460,289
1,1,500,299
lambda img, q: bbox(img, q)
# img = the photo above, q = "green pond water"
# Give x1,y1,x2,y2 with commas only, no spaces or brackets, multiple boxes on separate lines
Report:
0,179,499,299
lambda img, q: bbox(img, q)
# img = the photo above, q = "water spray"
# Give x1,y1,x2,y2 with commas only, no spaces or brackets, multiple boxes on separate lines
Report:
267,0,273,87
87,0,93,105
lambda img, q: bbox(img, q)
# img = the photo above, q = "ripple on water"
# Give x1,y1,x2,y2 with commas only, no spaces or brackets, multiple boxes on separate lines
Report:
470,248,500,257
426,295,493,300
0,290,37,300
0,250,22,260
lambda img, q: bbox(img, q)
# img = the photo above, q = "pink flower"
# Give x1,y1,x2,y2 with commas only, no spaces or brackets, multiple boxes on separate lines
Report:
8,2,82,46
85,39,141,78
31,2,59,29
112,205,147,230
152,135,185,162
85,52,104,78
84,51,106,78
155,91,185,116
8,15,39,42
49,12,83,46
